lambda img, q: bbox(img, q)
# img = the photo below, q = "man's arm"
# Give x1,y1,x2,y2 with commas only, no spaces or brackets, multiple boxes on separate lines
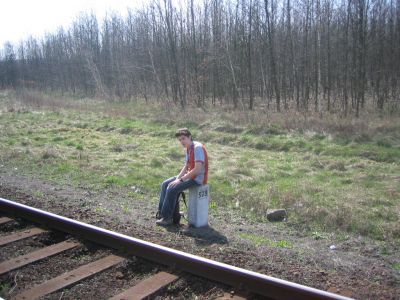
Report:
168,164,187,188
181,145,205,181
168,162,202,188
180,161,203,181
177,164,188,179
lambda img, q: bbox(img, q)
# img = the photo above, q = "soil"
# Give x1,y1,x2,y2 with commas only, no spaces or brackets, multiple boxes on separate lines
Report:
0,166,399,300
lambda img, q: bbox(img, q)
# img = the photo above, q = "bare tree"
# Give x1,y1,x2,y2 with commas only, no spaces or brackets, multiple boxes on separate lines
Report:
0,0,398,114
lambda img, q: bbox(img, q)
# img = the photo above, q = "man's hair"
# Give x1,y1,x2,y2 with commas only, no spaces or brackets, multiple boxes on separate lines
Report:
175,128,192,140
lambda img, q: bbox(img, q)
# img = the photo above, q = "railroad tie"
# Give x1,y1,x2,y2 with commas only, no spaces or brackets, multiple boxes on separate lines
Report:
0,216,14,225
0,227,47,246
14,254,125,300
0,240,80,275
109,271,179,300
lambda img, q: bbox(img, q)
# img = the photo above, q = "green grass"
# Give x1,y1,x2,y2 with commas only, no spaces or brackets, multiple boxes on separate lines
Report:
239,233,294,248
312,231,329,240
0,282,10,298
1,90,399,242
393,263,400,271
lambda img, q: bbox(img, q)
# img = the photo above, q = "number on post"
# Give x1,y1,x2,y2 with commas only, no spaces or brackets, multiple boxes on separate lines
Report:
198,189,208,198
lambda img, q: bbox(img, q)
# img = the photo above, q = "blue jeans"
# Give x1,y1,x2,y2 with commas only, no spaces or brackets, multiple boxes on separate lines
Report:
158,176,200,219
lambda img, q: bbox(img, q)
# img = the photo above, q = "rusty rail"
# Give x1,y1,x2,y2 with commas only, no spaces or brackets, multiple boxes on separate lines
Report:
0,197,353,300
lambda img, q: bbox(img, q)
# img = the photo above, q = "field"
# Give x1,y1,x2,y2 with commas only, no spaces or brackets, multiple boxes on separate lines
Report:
1,89,399,241
1,89,400,298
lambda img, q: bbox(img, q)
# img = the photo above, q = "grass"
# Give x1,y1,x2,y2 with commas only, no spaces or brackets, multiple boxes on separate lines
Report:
312,231,329,240
0,282,10,298
0,89,399,242
239,233,294,248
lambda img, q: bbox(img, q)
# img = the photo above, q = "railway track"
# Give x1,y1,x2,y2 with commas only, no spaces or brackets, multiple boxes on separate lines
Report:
0,197,353,300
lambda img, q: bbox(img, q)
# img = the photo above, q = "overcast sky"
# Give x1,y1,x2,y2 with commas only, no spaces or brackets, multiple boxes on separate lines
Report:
0,0,151,47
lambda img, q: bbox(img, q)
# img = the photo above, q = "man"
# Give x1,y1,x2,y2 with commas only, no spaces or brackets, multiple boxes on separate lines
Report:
156,128,208,226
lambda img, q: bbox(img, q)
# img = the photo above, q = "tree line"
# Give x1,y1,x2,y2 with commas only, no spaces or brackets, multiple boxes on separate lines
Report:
0,0,399,116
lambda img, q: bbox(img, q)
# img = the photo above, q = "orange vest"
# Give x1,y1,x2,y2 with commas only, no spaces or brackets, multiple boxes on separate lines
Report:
187,143,208,184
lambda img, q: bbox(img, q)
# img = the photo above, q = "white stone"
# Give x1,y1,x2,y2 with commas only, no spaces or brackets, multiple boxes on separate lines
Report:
188,184,209,228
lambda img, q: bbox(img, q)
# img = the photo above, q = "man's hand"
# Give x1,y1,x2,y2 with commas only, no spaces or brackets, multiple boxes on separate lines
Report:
168,178,181,188
170,162,202,189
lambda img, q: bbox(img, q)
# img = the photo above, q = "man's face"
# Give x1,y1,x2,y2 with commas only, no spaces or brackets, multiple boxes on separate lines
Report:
177,135,192,147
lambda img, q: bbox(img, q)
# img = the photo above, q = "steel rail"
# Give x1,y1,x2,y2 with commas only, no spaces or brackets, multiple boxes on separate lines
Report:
0,197,353,300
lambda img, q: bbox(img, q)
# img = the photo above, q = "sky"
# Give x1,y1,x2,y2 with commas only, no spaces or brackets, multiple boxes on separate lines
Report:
0,0,151,47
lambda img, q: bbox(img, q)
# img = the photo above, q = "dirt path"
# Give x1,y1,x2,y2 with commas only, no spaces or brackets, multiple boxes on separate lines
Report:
0,166,399,299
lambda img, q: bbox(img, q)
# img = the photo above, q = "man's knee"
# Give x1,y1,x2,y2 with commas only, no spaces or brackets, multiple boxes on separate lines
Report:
161,178,172,189
162,176,176,187
161,181,167,189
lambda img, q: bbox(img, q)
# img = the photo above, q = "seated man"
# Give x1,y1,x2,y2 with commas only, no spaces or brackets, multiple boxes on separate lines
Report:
156,128,208,226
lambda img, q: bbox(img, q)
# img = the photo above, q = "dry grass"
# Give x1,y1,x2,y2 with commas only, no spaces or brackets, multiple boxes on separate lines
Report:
10,89,400,146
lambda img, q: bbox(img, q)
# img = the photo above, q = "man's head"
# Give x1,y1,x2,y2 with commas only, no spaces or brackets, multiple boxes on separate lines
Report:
175,128,193,147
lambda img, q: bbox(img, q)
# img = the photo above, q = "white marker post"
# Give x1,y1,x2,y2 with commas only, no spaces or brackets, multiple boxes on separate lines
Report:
188,184,209,227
